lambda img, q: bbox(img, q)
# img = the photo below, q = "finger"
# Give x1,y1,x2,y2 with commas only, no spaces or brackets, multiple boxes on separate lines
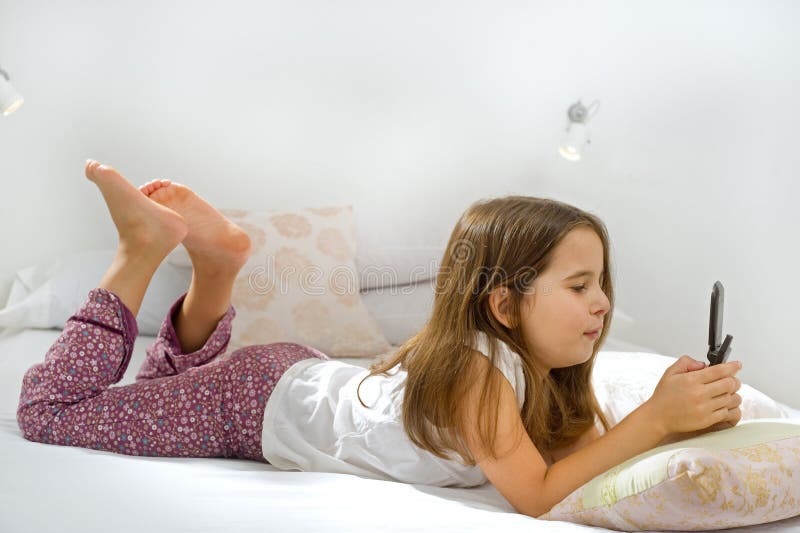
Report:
710,393,735,412
729,393,742,410
670,355,705,375
697,361,742,385
711,404,737,425
713,393,742,411
714,403,741,423
705,375,741,398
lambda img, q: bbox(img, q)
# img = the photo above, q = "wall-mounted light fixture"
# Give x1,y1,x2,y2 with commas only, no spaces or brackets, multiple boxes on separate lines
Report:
558,99,599,162
0,65,24,116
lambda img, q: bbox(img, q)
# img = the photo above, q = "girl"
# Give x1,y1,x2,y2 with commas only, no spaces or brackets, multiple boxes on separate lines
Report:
17,160,743,518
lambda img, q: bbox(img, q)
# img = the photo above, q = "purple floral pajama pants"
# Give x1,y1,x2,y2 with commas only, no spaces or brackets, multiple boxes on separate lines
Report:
16,287,330,462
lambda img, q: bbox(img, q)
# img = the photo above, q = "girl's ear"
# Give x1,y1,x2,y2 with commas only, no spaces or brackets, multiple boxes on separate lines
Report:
488,286,512,329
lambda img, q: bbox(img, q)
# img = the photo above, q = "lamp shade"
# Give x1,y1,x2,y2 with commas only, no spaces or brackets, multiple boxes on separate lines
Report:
558,121,588,161
0,75,24,116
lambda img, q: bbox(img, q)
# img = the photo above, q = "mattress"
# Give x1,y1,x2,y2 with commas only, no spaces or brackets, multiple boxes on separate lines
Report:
2,327,799,533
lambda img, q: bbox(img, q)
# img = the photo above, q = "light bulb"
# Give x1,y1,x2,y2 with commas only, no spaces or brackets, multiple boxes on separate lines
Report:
0,75,24,116
558,121,588,162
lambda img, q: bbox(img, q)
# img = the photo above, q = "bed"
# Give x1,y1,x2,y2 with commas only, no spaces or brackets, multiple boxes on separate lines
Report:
2,326,800,533
2,241,800,532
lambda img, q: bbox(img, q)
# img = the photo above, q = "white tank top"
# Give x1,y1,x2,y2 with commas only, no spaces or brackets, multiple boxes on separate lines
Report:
259,331,527,487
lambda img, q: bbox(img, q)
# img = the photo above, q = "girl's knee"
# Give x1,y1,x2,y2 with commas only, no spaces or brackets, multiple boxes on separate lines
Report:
16,404,49,443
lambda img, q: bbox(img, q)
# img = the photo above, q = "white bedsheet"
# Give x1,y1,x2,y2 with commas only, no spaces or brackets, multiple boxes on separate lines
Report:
1,328,799,533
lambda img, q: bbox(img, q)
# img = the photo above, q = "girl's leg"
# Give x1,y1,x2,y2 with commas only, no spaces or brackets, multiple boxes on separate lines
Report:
122,171,251,382
15,159,276,461
170,265,241,354
137,179,251,354
134,290,235,382
84,159,188,317
17,287,229,458
97,244,176,319
18,287,328,460
17,159,197,455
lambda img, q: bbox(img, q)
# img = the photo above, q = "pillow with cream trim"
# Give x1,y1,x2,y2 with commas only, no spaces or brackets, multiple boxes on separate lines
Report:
538,418,800,530
213,205,391,358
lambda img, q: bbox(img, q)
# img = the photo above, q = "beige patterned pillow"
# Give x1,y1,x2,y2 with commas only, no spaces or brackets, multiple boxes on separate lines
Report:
539,419,800,530
170,205,391,358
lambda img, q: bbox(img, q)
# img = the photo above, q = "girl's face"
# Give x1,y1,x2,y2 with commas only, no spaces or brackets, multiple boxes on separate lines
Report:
517,226,611,374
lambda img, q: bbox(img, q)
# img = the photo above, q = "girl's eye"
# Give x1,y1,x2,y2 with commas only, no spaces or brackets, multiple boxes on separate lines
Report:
572,285,586,293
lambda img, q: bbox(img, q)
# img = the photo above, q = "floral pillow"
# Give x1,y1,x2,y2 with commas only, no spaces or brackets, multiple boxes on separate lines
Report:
168,205,391,358
539,419,800,530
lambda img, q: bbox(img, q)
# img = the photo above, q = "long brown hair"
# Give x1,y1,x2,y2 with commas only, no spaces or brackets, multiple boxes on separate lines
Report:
356,196,613,466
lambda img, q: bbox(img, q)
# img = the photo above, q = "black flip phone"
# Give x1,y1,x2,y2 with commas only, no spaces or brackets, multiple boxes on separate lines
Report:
707,281,733,366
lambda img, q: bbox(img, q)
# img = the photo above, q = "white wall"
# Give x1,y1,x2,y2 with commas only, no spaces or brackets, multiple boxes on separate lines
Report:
1,0,798,406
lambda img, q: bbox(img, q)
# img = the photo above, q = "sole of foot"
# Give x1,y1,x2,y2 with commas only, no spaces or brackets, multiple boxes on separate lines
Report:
85,160,188,257
141,181,252,274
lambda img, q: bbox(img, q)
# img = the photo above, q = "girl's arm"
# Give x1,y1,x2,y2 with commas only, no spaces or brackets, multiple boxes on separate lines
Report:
549,417,735,458
546,423,602,465
460,352,667,518
655,420,736,446
538,402,666,516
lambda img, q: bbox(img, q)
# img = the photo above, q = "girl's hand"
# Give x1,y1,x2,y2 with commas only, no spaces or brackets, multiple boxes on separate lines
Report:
656,415,742,446
646,355,743,437
655,359,743,445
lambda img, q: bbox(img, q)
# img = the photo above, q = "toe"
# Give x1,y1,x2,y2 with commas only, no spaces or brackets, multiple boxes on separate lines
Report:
84,159,100,180
93,164,134,188
94,162,115,176
141,180,164,195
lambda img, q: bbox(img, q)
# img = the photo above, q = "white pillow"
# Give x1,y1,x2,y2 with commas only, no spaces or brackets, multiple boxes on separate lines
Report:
355,246,443,290
0,249,191,336
591,351,792,431
167,242,443,291
359,278,436,345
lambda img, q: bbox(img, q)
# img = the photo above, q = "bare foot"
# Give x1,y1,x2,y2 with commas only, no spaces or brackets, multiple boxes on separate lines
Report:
139,178,172,196
141,181,251,274
85,160,188,256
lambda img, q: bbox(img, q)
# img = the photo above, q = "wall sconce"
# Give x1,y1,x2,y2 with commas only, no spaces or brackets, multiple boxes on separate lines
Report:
558,99,599,162
0,65,24,116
